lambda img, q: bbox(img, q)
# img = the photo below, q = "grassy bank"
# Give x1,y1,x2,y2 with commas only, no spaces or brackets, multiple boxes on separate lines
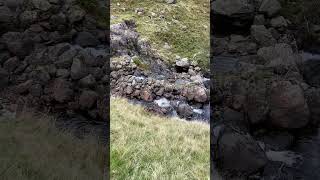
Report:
110,98,210,179
111,0,210,69
0,113,106,180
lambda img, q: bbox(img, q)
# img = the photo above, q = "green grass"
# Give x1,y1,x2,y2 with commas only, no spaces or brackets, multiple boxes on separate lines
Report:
111,0,210,69
110,98,210,179
0,112,106,180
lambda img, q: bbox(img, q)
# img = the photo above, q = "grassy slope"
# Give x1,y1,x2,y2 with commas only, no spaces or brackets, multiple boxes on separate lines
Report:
0,113,106,180
111,0,210,69
111,98,210,179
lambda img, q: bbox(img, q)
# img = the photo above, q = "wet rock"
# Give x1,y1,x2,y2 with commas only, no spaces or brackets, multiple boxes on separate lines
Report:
216,129,268,175
154,98,171,108
177,103,193,119
269,81,310,129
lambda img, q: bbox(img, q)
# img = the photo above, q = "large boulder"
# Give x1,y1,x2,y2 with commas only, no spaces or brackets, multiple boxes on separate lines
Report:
269,81,310,129
216,128,268,175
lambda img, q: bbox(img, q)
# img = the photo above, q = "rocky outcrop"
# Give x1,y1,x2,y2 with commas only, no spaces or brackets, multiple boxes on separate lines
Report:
212,0,320,178
110,21,210,121
0,0,108,121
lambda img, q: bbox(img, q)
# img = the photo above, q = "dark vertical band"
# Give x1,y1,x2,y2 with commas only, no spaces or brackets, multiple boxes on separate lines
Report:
210,0,214,179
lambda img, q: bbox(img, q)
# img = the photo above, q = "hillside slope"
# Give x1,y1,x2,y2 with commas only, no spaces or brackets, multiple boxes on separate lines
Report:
111,0,210,69
0,112,106,180
111,98,210,179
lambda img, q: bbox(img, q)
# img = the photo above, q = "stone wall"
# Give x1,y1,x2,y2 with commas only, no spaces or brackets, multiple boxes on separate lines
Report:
0,0,109,121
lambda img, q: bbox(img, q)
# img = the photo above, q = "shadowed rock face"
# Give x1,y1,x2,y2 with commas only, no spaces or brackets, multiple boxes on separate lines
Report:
211,0,320,179
211,0,255,35
0,0,109,122
212,14,254,36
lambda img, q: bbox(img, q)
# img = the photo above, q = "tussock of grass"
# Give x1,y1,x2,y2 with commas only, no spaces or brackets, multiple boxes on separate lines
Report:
0,113,106,180
111,0,210,69
111,98,210,179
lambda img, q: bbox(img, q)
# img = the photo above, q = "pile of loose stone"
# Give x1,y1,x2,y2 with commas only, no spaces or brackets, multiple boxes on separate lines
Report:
211,0,320,179
0,0,109,123
111,20,210,121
